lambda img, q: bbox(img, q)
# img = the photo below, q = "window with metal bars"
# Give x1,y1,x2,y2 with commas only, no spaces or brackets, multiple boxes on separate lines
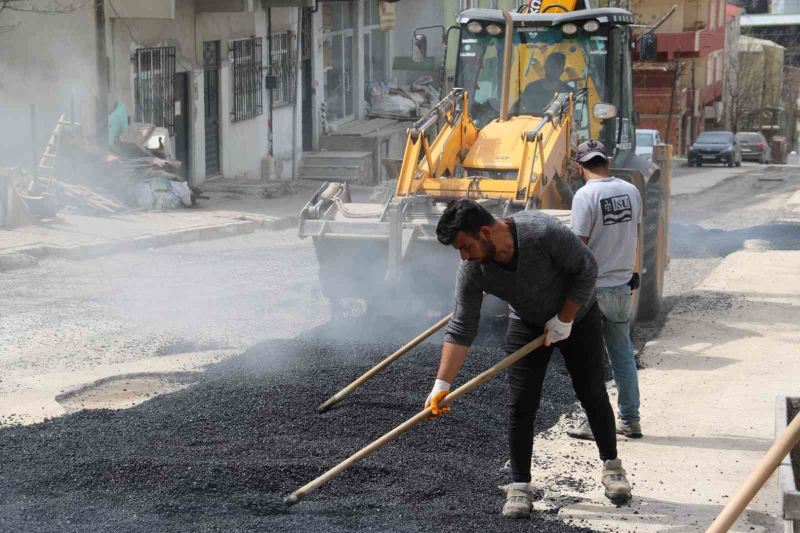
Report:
134,47,176,135
269,31,296,107
230,37,263,122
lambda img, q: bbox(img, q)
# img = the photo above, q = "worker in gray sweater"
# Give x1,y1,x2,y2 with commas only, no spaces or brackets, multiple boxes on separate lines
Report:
427,199,632,519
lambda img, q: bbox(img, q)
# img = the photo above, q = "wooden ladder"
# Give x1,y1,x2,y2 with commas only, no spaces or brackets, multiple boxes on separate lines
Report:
35,114,81,183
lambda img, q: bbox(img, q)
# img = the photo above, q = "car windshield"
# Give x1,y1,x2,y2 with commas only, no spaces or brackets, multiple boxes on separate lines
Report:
456,25,609,139
737,133,761,143
696,132,732,144
636,132,653,147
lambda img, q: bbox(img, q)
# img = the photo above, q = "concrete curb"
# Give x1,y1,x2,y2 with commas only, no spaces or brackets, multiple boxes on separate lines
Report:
0,214,299,272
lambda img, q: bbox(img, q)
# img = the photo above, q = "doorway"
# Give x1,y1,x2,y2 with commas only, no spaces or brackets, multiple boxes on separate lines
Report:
203,41,221,177
301,9,313,151
322,2,355,123
174,72,190,181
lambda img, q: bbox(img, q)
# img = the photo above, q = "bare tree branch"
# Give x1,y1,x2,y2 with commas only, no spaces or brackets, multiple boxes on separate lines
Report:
0,0,83,16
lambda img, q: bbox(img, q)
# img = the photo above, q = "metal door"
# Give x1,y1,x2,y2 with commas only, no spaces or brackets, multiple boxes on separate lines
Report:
174,72,190,180
203,41,221,176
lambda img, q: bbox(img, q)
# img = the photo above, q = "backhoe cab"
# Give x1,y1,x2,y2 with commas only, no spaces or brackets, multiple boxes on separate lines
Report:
299,7,671,320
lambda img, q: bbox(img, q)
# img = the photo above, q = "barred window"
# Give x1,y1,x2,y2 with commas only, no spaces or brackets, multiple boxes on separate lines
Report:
230,37,263,122
134,47,176,134
270,31,296,107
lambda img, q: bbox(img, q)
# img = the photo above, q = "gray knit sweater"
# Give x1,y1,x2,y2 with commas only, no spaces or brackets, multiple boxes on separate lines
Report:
443,210,598,347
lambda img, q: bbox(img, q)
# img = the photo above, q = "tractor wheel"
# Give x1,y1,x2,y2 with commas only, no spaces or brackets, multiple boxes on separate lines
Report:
638,182,666,321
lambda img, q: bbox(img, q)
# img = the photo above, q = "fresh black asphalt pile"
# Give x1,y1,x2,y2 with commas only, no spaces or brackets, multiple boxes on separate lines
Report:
0,317,592,532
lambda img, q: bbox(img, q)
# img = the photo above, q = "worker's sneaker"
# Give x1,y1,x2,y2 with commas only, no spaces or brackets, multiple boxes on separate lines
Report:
602,459,632,504
616,419,643,439
502,482,533,519
566,418,595,441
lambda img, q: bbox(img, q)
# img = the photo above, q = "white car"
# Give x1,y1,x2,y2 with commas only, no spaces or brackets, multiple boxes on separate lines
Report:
635,129,663,159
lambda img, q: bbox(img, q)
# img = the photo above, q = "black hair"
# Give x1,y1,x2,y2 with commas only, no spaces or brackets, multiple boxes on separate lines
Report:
436,199,495,246
578,155,609,172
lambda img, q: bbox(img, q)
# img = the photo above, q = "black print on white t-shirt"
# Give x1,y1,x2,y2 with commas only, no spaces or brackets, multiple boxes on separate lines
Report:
600,195,632,225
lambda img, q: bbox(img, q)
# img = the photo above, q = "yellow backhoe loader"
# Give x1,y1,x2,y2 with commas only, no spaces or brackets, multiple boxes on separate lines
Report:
299,1,671,320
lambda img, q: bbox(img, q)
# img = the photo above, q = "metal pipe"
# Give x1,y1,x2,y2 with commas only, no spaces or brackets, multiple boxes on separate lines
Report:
499,10,514,122
285,334,546,506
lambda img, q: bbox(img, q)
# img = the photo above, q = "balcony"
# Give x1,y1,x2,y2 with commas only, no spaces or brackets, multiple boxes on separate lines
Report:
656,26,726,59
701,80,723,104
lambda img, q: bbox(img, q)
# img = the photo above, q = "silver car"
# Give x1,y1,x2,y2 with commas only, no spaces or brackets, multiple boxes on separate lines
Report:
635,129,663,159
736,132,772,164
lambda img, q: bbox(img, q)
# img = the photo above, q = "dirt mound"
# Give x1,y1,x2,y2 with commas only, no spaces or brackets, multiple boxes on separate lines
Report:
0,318,591,532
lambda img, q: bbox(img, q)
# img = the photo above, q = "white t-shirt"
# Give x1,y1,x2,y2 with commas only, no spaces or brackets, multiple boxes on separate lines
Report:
571,177,642,288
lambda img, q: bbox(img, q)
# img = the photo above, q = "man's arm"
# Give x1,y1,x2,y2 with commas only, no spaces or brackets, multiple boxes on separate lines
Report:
427,267,482,417
436,342,469,383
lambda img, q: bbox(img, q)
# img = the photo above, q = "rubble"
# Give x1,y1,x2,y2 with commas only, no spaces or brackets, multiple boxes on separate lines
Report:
0,316,591,532
3,121,202,225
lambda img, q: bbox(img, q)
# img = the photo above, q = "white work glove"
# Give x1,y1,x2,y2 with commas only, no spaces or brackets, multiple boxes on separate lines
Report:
424,379,451,420
544,314,573,346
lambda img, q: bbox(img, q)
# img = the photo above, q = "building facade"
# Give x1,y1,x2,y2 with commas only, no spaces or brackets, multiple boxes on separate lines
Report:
630,0,728,154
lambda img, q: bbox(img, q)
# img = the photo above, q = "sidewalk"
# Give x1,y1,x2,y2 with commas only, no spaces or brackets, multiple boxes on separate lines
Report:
0,180,321,271
528,194,800,531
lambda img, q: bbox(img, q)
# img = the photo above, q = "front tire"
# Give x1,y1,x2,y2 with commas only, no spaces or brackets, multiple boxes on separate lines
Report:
638,182,666,321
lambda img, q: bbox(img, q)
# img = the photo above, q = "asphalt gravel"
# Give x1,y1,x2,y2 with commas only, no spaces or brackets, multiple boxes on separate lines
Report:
0,316,593,532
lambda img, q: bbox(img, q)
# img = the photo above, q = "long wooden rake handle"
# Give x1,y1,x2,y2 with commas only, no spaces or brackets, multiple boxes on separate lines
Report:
317,313,453,414
285,334,545,506
706,409,800,533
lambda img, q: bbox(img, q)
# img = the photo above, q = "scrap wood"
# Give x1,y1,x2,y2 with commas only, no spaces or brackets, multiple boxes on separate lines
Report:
42,178,128,214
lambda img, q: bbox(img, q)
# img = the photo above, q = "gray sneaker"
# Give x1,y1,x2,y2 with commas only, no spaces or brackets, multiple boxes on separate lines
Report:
566,418,595,441
502,482,532,519
616,419,643,438
602,459,632,504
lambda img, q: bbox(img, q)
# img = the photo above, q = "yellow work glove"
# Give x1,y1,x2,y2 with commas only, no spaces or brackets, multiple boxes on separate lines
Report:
425,379,451,420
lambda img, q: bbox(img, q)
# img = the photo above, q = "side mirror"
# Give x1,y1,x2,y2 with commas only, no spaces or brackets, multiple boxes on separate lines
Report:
412,33,428,63
593,103,618,120
639,33,658,61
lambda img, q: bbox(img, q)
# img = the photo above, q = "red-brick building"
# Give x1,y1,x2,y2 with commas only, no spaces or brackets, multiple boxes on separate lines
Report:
631,0,729,154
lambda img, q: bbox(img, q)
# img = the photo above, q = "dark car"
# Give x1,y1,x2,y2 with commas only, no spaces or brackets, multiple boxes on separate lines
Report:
687,131,742,168
736,132,772,164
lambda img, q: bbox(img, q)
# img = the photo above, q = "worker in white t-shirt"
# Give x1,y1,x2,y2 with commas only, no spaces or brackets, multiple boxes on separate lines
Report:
568,139,643,439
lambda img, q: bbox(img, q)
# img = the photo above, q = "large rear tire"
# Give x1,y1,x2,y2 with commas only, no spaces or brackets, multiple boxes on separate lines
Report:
638,182,666,321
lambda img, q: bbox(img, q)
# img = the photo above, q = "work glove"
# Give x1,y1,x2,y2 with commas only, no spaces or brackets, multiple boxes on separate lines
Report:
544,314,572,346
425,379,451,420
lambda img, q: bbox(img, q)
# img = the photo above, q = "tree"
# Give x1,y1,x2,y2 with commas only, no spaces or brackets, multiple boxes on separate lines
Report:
0,1,82,32
725,36,769,133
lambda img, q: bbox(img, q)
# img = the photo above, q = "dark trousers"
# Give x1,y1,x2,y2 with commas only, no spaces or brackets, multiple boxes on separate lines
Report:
505,302,617,483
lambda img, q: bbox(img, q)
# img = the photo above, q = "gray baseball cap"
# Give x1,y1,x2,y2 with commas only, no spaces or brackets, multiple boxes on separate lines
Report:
575,139,609,163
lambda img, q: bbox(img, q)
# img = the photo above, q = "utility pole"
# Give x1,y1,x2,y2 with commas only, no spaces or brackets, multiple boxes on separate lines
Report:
95,0,109,145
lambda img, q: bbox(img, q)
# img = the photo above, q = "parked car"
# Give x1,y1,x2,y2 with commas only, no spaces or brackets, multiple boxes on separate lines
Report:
635,129,663,159
687,131,742,167
736,132,771,164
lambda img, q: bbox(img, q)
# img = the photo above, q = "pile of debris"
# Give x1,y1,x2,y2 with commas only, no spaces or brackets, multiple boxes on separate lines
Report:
4,121,198,226
367,76,441,119
59,122,197,212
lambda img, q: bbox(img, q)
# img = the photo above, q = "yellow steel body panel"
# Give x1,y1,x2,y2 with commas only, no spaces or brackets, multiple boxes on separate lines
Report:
462,116,540,170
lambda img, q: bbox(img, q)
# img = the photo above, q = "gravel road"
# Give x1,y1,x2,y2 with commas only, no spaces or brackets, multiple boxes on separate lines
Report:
0,316,590,532
0,165,797,531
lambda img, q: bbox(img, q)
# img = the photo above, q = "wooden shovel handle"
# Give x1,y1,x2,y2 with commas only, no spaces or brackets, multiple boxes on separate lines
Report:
317,313,453,413
707,410,800,532
286,334,545,506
